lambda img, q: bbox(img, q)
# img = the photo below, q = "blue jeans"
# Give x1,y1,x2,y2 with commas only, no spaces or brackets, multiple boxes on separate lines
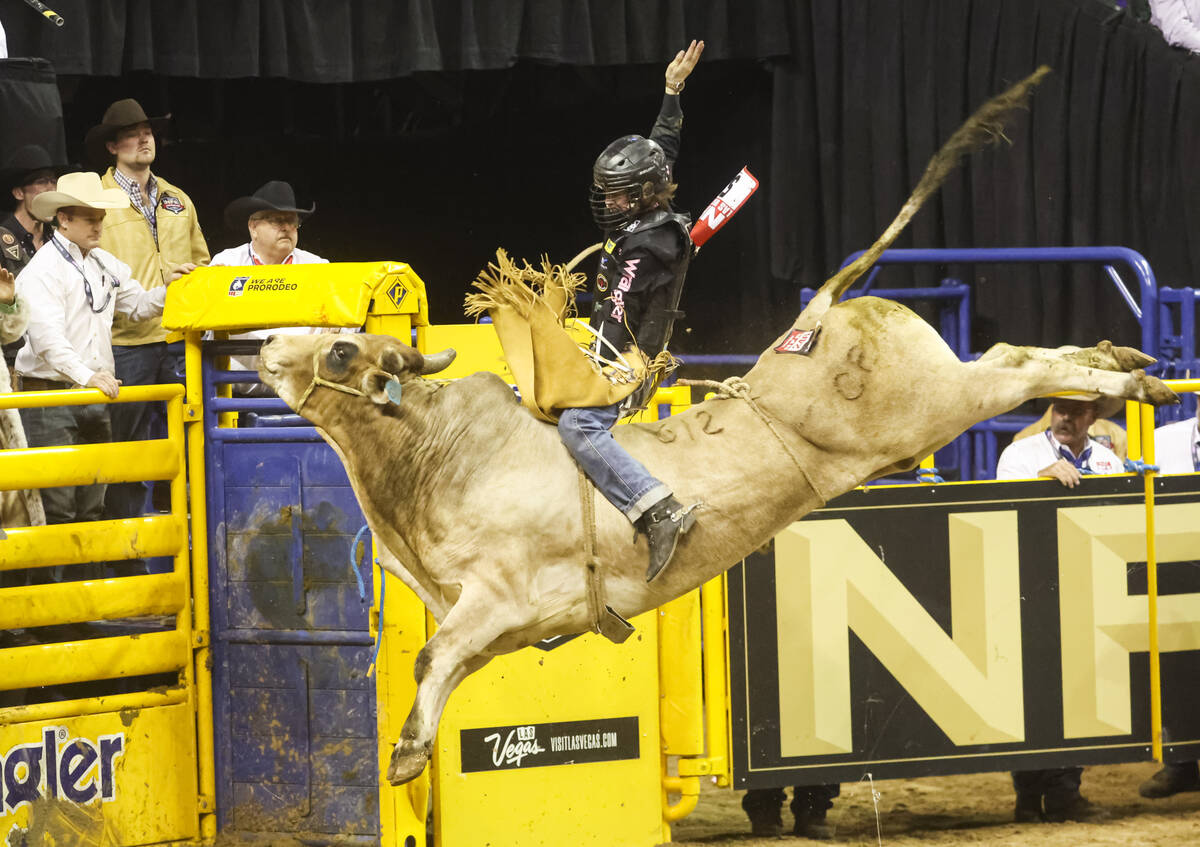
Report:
105,342,184,521
558,404,670,523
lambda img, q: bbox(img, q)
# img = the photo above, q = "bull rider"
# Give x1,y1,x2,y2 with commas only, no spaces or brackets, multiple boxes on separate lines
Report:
558,39,704,582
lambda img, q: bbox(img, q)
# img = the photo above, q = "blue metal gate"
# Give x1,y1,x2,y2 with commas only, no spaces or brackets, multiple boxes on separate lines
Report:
203,340,381,845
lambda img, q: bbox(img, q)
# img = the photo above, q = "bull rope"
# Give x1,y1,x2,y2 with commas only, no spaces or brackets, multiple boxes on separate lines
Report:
677,376,825,501
577,468,635,644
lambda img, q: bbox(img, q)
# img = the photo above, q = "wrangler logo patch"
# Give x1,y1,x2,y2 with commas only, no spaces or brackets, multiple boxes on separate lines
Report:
609,258,639,322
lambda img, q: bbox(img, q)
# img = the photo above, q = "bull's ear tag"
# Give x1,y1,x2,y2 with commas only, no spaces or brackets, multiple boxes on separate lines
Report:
774,324,821,355
385,379,403,405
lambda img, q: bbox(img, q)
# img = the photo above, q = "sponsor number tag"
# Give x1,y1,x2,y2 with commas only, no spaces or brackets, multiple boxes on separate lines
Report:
774,325,821,355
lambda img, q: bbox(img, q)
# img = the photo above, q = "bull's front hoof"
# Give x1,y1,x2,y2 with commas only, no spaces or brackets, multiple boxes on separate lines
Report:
387,741,430,786
1134,370,1180,407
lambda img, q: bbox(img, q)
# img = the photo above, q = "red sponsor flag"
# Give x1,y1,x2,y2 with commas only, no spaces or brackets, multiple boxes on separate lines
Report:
689,167,759,249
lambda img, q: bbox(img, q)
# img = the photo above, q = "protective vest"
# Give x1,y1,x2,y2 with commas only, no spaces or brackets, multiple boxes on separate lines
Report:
0,225,32,277
590,209,692,358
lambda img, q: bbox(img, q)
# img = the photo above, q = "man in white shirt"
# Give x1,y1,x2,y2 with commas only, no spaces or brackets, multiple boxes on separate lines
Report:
996,392,1123,824
1149,0,1200,53
1138,403,1200,799
210,181,331,377
996,395,1124,487
1152,405,1199,475
15,172,194,531
209,181,325,269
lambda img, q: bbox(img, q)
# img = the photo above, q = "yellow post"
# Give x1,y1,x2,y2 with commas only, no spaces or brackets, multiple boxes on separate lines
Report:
701,573,732,788
1139,402,1162,763
185,331,218,838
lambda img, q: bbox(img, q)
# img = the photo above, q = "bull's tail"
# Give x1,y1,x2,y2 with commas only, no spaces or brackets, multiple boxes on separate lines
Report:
801,65,1051,323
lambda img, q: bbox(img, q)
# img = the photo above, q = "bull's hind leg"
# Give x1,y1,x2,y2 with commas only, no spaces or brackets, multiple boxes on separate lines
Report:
969,342,1176,408
386,586,516,785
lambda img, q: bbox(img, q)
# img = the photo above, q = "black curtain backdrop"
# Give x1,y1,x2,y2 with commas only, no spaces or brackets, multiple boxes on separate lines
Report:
0,58,67,164
4,0,1200,356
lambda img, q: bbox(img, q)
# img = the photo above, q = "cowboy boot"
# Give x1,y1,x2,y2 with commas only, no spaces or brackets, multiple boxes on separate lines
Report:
1139,762,1200,799
637,495,697,582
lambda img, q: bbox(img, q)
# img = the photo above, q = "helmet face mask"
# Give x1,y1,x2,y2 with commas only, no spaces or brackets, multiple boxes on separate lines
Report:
590,135,671,230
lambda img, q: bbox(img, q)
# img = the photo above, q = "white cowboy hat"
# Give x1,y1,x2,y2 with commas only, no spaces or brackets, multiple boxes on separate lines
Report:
31,171,130,222
1052,392,1126,421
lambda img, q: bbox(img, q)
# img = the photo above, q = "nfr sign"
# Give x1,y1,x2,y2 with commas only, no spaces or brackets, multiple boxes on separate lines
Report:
729,475,1200,787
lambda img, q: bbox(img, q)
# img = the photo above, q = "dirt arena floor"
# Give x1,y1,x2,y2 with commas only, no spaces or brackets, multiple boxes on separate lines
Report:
667,762,1200,846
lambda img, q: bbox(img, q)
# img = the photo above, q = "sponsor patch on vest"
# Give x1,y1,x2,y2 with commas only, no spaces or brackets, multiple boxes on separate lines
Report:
596,274,608,292
774,326,821,355
604,239,616,254
1092,435,1113,450
460,716,639,773
3,244,19,261
1,233,14,245
159,195,185,214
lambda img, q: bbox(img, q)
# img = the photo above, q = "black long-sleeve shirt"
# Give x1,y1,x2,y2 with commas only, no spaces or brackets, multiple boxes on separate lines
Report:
589,93,690,359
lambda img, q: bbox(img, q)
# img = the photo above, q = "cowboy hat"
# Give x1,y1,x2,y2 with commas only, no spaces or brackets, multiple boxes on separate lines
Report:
223,181,316,232
30,171,130,222
0,144,71,190
1051,392,1127,421
84,99,171,167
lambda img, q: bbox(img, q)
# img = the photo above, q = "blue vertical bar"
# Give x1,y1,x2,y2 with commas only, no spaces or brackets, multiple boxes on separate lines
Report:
203,346,235,831
1183,289,1197,424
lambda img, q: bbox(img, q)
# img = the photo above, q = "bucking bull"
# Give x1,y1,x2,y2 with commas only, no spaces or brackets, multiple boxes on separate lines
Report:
256,67,1178,786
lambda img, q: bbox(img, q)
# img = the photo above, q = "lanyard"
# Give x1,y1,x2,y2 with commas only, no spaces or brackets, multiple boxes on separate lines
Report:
50,234,119,313
1045,429,1094,473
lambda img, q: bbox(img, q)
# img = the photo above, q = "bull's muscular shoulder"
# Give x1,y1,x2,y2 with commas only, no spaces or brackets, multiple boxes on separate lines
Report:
443,371,521,412
454,370,514,395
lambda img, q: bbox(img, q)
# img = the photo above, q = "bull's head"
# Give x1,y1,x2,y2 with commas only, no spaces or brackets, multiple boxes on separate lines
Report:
258,333,456,414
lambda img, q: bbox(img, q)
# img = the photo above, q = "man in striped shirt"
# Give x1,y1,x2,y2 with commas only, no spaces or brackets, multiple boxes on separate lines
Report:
87,99,208,534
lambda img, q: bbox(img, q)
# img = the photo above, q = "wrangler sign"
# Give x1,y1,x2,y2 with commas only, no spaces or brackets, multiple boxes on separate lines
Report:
729,475,1200,788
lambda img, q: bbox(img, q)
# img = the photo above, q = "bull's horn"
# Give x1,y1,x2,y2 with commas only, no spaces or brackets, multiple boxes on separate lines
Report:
420,348,457,375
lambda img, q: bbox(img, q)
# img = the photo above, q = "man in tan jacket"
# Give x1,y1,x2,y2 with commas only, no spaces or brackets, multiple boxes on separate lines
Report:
86,99,209,529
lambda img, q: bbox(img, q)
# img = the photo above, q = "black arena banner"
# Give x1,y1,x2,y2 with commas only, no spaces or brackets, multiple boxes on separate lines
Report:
729,475,1200,788
460,716,640,774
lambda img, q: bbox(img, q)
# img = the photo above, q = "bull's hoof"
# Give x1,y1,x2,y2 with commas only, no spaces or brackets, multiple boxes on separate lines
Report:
1100,341,1156,371
387,741,430,786
1134,370,1180,407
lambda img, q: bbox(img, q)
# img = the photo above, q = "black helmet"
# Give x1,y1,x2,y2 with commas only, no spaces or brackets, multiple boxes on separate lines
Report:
589,134,671,230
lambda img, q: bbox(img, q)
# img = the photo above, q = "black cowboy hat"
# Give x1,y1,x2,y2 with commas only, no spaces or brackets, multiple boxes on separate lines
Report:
223,181,316,232
0,144,71,190
84,99,171,167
